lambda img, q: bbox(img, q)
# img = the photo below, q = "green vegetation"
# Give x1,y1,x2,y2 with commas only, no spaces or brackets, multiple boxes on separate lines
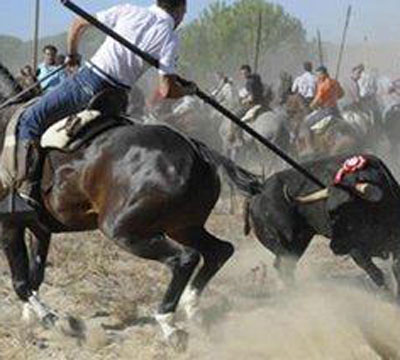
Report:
179,0,314,85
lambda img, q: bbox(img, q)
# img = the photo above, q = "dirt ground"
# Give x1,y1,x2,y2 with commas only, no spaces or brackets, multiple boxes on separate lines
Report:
1,196,400,360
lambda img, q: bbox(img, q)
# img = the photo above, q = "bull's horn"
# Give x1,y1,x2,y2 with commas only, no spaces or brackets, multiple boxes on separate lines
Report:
355,182,383,202
295,188,329,203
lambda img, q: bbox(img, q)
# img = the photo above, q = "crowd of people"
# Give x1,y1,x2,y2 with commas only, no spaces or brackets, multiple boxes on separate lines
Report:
203,58,400,161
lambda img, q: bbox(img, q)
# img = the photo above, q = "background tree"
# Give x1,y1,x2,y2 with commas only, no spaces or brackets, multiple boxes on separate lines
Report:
179,0,314,88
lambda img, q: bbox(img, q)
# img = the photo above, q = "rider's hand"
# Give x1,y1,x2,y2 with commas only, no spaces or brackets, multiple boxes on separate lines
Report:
182,81,198,96
65,53,82,68
228,130,235,143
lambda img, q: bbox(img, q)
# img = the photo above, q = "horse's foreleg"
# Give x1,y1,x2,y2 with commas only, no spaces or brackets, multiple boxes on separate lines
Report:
27,230,51,293
1,224,32,302
175,227,234,320
1,224,55,326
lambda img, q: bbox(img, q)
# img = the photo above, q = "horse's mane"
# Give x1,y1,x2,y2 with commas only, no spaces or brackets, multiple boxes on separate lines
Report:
0,62,22,103
0,62,24,140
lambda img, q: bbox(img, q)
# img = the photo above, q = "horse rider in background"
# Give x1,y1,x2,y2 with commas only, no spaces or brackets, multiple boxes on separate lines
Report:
308,65,344,125
348,64,381,126
291,61,317,107
277,70,293,106
237,64,265,118
299,66,344,155
211,71,240,157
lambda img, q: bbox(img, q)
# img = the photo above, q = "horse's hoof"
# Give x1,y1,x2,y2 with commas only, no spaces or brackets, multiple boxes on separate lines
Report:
168,329,189,353
41,312,59,329
56,315,86,339
22,303,36,325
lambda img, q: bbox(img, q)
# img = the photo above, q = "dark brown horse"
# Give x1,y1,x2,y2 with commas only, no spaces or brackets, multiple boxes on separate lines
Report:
0,63,234,350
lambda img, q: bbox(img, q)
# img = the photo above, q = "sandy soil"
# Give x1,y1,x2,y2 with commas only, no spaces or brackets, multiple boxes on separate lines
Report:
0,198,400,360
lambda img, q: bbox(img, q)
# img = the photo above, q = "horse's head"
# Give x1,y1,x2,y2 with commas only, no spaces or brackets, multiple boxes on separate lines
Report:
285,94,309,132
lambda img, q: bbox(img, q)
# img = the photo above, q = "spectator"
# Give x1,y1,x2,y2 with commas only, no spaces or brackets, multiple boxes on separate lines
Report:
37,45,66,92
15,65,41,98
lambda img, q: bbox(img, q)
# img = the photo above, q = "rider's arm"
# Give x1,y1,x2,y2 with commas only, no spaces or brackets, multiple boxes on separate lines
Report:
291,77,299,93
158,75,196,99
336,82,345,100
310,85,323,109
67,17,91,57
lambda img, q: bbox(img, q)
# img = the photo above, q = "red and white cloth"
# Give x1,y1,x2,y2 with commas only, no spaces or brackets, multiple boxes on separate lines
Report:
334,156,368,185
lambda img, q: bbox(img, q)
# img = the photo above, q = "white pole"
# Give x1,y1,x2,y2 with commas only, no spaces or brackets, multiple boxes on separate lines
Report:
33,0,40,71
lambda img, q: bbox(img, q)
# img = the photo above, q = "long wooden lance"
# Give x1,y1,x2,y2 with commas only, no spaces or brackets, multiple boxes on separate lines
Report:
61,0,326,189
317,29,324,66
335,5,352,80
253,11,263,73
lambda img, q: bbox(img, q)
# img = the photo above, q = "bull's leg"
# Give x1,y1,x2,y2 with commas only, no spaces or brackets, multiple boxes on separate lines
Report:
174,227,234,320
273,229,314,287
391,248,400,302
350,248,389,290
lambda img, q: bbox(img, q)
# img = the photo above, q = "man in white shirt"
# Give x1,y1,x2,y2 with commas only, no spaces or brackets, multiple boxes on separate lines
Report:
349,64,381,124
9,0,196,217
291,61,317,106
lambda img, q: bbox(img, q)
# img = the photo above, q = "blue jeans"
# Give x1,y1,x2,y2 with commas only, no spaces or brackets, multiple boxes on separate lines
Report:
17,66,118,140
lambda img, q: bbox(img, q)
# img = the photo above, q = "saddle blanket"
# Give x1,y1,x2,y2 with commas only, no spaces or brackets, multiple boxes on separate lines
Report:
41,109,101,150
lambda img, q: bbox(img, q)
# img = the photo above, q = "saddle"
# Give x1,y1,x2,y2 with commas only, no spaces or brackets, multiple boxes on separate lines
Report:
42,88,129,151
241,104,264,123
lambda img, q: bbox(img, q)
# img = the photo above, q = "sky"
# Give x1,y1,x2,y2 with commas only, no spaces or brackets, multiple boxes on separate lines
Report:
0,0,399,44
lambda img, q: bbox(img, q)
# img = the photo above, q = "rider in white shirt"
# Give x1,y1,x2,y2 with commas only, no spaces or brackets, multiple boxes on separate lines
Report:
291,61,317,106
1,0,196,219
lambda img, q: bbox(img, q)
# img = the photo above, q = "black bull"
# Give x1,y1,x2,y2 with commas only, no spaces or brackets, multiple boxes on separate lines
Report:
216,152,400,298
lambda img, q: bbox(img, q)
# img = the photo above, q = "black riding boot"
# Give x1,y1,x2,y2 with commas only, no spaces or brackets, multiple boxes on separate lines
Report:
0,140,42,222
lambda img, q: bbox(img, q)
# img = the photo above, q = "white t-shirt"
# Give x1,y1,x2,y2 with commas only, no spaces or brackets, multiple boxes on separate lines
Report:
358,72,377,98
89,4,179,88
292,71,317,99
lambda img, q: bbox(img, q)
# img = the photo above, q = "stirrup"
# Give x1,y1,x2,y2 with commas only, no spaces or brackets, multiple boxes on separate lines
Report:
0,191,38,223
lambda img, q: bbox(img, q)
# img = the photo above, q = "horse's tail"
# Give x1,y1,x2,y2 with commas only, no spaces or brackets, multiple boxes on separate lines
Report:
192,139,263,197
0,61,22,100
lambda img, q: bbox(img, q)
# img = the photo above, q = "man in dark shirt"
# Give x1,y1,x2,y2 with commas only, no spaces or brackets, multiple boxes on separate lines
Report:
236,64,267,122
239,64,265,105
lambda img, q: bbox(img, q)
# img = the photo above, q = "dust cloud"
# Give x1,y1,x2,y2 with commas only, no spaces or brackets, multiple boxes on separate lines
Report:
184,238,400,360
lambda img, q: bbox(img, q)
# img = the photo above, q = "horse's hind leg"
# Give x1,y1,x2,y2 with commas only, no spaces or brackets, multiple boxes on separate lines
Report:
271,228,314,287
104,221,201,349
172,227,234,320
